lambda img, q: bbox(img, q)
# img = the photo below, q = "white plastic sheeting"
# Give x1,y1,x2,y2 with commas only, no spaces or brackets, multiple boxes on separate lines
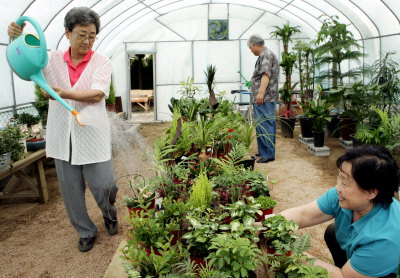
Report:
0,0,399,121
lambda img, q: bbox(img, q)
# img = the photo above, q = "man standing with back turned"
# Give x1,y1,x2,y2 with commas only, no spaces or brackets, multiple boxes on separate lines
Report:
248,34,279,163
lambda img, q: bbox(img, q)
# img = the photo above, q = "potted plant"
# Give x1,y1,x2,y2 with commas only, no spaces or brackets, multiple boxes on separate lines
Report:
15,112,46,151
261,214,299,255
255,196,277,222
354,106,400,151
206,233,263,278
0,125,26,169
204,64,218,109
313,15,364,89
123,174,155,217
303,99,332,147
279,81,298,138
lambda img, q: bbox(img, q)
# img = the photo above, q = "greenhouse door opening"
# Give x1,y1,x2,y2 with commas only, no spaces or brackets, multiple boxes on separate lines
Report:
129,54,154,122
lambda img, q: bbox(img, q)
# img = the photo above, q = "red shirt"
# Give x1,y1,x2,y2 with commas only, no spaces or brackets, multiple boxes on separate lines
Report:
63,48,94,87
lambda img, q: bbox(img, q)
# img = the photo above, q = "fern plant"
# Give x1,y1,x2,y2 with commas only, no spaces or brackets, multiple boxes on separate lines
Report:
189,172,213,210
354,106,400,151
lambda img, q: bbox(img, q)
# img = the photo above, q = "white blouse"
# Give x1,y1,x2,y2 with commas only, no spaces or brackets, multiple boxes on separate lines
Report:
43,50,112,165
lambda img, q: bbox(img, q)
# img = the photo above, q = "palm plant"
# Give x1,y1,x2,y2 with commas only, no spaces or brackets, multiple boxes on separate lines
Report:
270,23,301,53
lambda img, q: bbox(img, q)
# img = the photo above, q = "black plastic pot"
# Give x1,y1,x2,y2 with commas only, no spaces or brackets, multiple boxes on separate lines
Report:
327,115,340,138
313,131,325,147
339,117,356,141
237,156,256,170
280,118,296,138
299,116,313,138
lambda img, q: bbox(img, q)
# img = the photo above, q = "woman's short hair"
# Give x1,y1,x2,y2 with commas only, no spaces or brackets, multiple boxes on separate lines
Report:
336,145,399,208
64,7,100,34
247,34,265,47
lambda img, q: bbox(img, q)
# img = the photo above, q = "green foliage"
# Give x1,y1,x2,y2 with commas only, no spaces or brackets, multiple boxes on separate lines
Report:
33,85,49,126
124,174,155,208
354,107,400,151
364,52,400,117
157,198,189,226
127,209,179,249
293,40,315,100
105,82,116,105
205,65,216,92
168,97,201,122
262,215,299,250
0,125,26,160
178,77,202,98
182,210,224,254
122,241,189,277
236,120,256,150
244,170,271,197
314,15,363,88
325,82,380,120
255,196,276,209
302,99,332,132
270,23,301,48
16,112,40,127
206,233,263,278
281,52,298,77
189,172,213,210
223,196,261,222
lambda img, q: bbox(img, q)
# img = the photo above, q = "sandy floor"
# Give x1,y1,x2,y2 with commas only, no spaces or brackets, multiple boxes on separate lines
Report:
0,120,344,278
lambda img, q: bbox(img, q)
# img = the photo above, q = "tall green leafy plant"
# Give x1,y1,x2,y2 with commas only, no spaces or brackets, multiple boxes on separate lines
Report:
302,99,332,132
314,15,363,88
293,40,315,101
364,52,400,117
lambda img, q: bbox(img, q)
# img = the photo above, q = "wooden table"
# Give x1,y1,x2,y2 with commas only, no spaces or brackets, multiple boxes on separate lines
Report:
0,149,48,203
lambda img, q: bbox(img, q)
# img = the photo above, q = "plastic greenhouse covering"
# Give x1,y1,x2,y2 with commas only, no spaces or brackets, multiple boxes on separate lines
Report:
1,0,399,122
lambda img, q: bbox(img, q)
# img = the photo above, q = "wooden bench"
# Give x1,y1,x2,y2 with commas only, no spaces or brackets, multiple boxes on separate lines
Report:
0,149,48,203
131,90,154,111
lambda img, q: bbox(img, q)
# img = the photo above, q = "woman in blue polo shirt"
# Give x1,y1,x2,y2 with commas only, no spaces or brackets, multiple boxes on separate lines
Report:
280,145,400,277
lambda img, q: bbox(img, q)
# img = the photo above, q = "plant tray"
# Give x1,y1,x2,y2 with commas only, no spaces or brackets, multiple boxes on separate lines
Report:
307,144,330,157
339,137,353,150
298,135,314,145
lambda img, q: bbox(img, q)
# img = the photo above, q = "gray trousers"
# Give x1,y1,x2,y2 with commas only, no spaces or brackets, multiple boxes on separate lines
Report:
54,158,118,238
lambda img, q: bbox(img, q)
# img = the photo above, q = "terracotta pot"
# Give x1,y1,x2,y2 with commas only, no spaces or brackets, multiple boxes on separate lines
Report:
127,207,145,217
256,208,274,222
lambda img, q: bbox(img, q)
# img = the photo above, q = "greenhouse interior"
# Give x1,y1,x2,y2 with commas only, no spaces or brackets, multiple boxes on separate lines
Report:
0,0,399,277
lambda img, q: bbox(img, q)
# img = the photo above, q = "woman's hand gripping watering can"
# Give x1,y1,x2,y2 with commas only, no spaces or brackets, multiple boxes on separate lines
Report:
6,16,84,126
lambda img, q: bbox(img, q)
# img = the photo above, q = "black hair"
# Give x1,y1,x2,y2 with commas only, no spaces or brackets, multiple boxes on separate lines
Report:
336,145,399,208
64,7,100,34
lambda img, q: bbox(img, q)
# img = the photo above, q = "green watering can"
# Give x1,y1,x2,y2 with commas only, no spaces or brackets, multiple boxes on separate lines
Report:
6,16,82,125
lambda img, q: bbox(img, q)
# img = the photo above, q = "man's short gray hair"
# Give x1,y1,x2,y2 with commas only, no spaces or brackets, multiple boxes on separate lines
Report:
247,35,265,47
64,7,100,34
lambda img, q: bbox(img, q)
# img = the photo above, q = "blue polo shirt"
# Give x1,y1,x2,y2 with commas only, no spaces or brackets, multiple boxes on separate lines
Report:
317,187,400,276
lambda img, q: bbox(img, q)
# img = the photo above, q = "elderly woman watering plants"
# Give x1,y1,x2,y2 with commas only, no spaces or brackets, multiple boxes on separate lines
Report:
8,7,118,252
260,145,400,277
